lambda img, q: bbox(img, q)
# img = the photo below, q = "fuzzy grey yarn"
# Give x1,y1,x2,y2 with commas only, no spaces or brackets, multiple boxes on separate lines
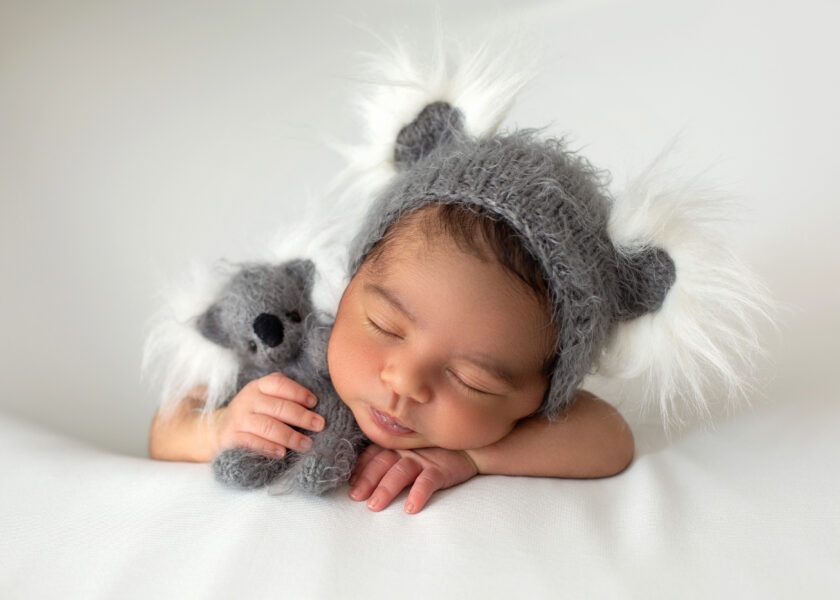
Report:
348,102,676,420
198,261,368,494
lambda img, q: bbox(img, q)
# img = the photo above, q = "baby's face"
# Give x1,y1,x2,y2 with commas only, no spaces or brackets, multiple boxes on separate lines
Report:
327,231,555,451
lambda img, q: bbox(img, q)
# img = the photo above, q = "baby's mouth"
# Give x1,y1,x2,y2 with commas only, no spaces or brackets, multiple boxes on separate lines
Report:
369,407,415,435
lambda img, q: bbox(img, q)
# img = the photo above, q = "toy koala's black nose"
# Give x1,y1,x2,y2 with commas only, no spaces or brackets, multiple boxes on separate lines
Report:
253,313,284,347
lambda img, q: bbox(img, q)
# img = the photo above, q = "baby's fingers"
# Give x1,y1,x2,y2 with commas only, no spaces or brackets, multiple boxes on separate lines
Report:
349,443,383,486
404,469,446,514
229,432,288,459
252,395,325,434
256,372,317,407
242,413,315,454
348,448,402,504
363,456,424,513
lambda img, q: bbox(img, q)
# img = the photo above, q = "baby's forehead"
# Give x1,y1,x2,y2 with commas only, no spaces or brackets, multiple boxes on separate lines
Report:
364,211,493,273
354,238,556,357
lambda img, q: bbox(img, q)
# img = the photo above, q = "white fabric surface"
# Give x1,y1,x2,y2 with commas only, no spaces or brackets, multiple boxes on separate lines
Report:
2,0,839,598
2,396,839,598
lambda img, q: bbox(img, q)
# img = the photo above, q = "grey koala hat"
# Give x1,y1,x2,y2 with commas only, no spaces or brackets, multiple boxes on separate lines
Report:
347,102,676,421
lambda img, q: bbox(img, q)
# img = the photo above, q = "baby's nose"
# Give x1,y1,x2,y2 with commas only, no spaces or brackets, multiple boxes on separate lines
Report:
381,362,431,404
253,313,285,347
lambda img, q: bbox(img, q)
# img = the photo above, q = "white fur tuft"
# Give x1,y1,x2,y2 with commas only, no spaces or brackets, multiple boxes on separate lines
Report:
141,261,241,417
598,142,781,433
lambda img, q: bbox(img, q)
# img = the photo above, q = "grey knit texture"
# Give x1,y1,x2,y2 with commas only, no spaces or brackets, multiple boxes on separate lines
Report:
348,102,676,420
197,260,368,493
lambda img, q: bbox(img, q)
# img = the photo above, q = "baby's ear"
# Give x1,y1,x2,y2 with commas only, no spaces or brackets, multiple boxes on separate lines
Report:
393,101,464,170
196,303,233,348
612,245,677,321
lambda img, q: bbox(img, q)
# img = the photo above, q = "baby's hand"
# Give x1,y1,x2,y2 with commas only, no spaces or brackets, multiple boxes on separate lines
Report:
212,372,326,459
348,444,480,514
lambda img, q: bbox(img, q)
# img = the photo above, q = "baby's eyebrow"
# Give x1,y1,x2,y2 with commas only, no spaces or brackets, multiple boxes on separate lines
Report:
363,282,421,325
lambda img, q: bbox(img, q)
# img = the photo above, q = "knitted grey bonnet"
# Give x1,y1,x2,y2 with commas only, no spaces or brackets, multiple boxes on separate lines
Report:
347,102,677,421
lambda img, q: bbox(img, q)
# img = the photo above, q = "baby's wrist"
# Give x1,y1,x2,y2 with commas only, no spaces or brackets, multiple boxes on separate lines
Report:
461,449,481,475
196,406,224,462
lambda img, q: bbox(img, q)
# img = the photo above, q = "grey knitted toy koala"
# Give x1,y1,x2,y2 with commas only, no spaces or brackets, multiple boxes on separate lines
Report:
194,259,368,494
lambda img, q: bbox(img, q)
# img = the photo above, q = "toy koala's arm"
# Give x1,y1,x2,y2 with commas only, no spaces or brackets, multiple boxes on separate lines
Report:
213,447,293,489
280,317,370,494
277,377,369,495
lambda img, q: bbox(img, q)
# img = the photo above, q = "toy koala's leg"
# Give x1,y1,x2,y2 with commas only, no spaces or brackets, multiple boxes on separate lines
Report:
212,448,292,489
295,404,369,495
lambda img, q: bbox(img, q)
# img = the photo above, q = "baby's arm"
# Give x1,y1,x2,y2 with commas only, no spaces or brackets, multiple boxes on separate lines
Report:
148,373,325,463
148,388,218,462
466,390,634,478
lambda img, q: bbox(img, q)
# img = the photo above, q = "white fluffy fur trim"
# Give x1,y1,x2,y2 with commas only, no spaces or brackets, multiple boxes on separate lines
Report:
598,143,780,432
141,261,241,417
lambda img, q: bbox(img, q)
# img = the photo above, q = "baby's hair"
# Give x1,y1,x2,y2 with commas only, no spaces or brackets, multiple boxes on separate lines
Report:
360,203,559,378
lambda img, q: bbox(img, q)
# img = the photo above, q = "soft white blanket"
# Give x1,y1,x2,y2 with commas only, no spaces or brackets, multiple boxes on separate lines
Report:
2,395,837,598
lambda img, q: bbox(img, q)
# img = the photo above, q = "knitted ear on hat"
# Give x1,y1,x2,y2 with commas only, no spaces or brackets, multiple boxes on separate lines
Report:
393,101,465,170
612,246,677,321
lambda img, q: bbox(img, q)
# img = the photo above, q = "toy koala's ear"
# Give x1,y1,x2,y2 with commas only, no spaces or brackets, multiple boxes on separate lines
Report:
196,303,233,348
611,246,677,321
284,259,316,293
393,101,464,170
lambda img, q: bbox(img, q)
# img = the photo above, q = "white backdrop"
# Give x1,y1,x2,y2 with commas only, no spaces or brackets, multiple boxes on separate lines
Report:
1,1,839,597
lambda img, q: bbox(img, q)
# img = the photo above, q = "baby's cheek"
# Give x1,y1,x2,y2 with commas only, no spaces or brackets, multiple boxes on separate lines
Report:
327,332,353,404
430,402,508,450
329,331,375,404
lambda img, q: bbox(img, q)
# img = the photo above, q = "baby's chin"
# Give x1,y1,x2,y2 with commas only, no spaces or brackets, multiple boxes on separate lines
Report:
356,417,473,452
